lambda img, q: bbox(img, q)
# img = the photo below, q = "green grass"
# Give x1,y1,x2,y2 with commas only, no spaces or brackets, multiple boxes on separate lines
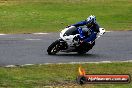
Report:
0,62,132,88
0,0,131,33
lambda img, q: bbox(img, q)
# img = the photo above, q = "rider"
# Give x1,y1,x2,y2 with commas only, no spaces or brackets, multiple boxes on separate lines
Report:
71,15,100,44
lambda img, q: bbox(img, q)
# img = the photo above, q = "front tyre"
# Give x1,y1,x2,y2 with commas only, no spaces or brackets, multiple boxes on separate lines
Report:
47,40,60,55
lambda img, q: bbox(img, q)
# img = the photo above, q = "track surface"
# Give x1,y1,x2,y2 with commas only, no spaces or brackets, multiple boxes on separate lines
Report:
0,31,132,66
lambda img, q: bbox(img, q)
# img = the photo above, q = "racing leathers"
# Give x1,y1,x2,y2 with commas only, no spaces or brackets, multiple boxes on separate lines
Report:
72,20,100,44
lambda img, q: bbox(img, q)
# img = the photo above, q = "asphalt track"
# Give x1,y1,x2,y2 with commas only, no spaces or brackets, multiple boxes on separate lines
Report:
0,31,132,66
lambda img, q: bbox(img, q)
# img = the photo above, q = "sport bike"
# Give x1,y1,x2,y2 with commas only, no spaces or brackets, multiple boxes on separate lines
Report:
47,26,105,55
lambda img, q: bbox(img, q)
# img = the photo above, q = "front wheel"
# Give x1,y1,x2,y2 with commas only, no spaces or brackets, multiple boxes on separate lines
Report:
47,40,60,55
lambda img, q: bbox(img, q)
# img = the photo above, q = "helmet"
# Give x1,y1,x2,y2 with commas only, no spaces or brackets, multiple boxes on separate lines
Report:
86,15,96,24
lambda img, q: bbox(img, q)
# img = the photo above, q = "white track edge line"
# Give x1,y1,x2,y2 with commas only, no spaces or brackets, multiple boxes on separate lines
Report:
33,33,49,35
0,34,6,35
4,60,132,68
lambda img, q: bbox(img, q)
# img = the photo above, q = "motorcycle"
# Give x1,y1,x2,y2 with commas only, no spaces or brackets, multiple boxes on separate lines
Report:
47,26,105,55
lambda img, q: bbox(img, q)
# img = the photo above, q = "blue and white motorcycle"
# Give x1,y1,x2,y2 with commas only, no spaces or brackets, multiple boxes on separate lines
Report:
47,26,105,55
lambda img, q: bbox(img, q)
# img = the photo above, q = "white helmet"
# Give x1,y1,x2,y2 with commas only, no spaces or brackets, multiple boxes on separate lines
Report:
86,15,96,24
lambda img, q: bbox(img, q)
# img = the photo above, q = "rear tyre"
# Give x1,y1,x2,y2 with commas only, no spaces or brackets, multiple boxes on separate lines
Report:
77,41,95,54
47,40,60,55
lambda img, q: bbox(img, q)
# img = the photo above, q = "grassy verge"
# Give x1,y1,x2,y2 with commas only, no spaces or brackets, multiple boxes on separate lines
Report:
0,62,132,88
0,0,131,34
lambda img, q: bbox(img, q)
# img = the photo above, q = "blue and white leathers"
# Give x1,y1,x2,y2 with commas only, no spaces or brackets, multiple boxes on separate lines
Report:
72,20,100,43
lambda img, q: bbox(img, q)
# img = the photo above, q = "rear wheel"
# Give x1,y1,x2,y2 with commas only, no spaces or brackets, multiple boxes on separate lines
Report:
47,40,60,55
77,41,95,54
